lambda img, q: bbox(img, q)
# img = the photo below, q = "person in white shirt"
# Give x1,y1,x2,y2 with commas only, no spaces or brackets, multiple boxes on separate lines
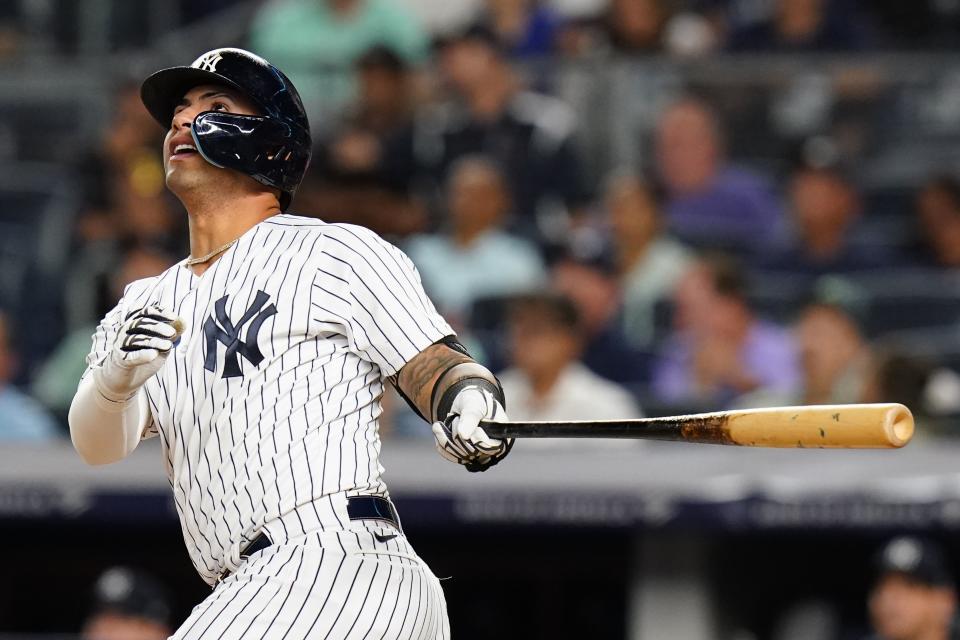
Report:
497,293,641,422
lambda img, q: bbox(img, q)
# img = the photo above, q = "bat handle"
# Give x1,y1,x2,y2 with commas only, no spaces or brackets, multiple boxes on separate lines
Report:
479,420,509,439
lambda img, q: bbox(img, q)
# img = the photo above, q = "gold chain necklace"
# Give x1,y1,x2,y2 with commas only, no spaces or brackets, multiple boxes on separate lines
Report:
185,239,238,266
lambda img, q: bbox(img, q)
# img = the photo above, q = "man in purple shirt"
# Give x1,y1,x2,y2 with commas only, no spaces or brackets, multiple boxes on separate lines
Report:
655,97,783,253
653,254,800,408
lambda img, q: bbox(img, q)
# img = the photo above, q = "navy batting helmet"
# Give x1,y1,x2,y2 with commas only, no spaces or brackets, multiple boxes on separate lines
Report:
140,47,311,211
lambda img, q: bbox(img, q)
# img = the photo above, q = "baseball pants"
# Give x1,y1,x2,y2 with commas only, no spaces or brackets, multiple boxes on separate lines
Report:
171,527,450,639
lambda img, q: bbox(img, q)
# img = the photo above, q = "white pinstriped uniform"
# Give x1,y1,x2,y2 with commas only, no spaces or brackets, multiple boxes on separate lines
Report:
83,214,451,638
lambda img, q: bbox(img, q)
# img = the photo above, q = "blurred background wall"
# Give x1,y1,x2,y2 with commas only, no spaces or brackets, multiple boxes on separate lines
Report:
3,1,960,638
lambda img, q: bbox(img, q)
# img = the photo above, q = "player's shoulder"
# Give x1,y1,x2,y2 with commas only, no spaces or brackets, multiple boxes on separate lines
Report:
260,212,329,237
309,220,400,257
264,214,388,247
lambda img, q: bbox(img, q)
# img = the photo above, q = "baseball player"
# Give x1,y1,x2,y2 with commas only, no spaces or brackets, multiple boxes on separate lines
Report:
68,48,513,639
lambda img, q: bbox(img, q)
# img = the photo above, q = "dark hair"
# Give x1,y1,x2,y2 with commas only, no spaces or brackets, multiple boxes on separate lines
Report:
873,351,932,412
438,23,505,56
922,174,960,212
356,45,407,75
701,252,747,301
509,293,581,333
0,308,12,349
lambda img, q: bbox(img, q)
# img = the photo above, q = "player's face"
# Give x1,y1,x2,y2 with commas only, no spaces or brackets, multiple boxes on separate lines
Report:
82,612,170,640
869,574,953,640
162,84,260,190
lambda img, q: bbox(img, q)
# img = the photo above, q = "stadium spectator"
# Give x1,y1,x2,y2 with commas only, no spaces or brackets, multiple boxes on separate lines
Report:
758,161,885,276
860,351,939,435
398,0,481,37
653,254,801,409
727,0,866,52
248,0,429,128
406,155,546,325
551,244,653,387
74,81,180,252
795,300,871,405
297,46,427,235
32,243,175,421
605,0,667,53
81,566,173,640
914,175,960,269
654,97,783,253
866,536,959,640
734,295,871,409
68,81,182,330
426,25,589,244
0,309,60,440
476,0,563,58
866,0,960,49
606,173,692,348
498,293,641,421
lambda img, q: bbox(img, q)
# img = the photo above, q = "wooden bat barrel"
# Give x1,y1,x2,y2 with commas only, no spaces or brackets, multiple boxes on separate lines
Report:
478,403,914,449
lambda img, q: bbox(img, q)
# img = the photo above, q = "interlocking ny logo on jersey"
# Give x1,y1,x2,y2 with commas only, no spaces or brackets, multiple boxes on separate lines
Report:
203,291,277,378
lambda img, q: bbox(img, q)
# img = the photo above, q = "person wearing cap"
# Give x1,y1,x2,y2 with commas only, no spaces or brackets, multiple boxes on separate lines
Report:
867,536,960,640
68,47,514,639
81,567,173,640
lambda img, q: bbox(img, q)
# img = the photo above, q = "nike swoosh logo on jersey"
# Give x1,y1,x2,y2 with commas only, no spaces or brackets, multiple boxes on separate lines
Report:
374,532,398,543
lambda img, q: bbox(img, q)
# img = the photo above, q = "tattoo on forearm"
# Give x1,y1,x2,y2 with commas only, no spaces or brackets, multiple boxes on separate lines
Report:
396,344,471,420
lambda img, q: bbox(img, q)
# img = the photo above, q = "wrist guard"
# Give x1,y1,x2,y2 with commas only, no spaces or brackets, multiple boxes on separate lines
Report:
431,362,505,423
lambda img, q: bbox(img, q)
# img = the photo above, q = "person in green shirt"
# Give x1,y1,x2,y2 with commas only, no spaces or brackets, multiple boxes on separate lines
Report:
248,0,429,131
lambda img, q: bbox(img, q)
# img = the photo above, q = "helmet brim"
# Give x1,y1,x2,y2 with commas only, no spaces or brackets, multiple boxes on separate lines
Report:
140,66,253,129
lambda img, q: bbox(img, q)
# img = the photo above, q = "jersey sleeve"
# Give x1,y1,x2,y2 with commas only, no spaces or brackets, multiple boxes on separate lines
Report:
78,286,159,440
317,225,454,376
81,297,128,375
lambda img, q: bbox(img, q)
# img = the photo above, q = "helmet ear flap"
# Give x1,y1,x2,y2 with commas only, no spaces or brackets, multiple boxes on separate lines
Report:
191,111,311,207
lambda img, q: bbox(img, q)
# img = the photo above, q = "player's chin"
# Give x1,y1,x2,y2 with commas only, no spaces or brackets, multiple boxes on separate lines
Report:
165,165,204,194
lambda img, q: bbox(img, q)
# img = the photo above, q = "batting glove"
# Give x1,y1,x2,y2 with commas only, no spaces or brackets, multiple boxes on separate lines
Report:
93,306,184,402
432,385,513,472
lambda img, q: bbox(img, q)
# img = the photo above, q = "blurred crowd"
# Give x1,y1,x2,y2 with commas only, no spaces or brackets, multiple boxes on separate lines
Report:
2,0,960,443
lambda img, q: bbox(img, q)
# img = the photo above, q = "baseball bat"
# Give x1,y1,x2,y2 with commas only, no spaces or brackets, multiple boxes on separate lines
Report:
478,403,914,448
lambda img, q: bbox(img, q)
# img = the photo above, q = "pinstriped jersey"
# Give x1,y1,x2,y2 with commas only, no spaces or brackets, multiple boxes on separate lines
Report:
82,214,452,584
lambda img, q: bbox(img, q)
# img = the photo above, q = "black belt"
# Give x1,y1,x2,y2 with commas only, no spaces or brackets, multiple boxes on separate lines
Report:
218,496,401,584
346,495,402,530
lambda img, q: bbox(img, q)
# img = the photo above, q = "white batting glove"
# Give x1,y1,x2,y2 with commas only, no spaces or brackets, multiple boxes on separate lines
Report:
93,306,184,403
431,385,513,472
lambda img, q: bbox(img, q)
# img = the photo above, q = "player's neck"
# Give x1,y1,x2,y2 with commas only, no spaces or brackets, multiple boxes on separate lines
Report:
185,191,280,276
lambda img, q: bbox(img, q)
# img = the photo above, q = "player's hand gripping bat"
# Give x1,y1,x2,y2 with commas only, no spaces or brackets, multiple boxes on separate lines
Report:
479,403,914,448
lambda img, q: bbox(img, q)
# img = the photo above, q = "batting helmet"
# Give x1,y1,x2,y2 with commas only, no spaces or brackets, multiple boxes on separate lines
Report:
140,47,311,211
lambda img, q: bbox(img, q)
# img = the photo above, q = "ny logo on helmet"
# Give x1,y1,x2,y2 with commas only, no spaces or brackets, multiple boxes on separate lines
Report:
203,291,277,378
195,51,224,72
